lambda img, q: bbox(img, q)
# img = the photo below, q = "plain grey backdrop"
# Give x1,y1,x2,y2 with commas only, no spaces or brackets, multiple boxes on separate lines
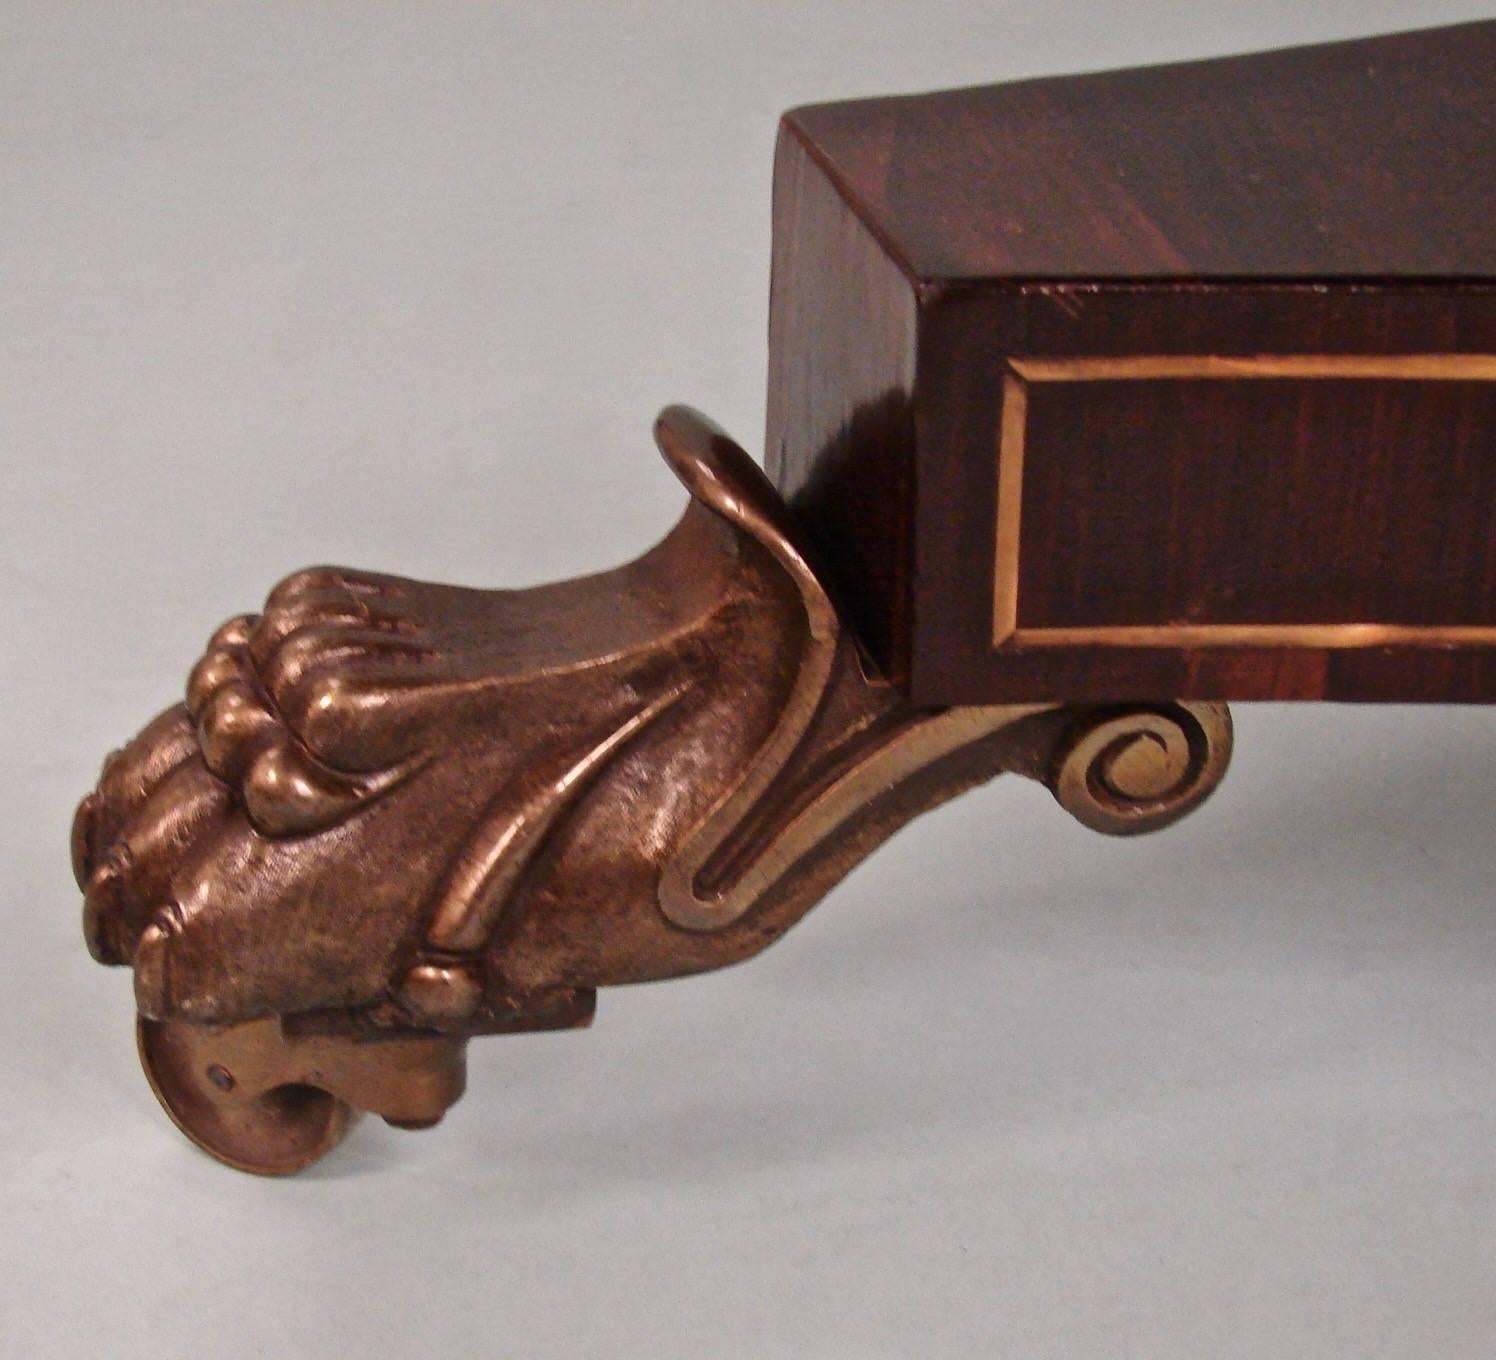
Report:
3,3,1493,1356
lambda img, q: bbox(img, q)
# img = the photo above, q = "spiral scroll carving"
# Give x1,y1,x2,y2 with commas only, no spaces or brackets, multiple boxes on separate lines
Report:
1048,702,1233,836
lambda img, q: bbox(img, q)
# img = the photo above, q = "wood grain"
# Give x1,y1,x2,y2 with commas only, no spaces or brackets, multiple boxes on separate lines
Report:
767,22,1496,704
781,21,1496,281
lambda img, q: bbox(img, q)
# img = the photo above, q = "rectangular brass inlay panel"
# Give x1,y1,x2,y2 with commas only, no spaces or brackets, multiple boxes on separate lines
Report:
992,354,1496,650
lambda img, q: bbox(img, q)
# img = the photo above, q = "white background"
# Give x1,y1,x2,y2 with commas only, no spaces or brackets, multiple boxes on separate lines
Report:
3,3,1493,1356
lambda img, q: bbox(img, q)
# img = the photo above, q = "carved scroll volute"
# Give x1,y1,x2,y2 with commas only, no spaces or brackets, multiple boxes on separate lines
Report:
1048,702,1234,835
645,416,1240,936
649,407,844,932
380,405,849,1019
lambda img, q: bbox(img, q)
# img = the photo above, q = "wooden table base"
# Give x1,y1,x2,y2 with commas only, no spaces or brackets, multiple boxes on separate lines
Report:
72,22,1491,1172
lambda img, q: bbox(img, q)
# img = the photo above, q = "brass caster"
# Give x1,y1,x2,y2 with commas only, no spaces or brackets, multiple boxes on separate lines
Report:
81,409,1237,1174
137,1016,467,1175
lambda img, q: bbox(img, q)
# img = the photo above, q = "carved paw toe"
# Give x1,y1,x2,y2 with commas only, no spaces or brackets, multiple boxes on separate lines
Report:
78,731,231,965
73,704,199,890
75,566,462,1003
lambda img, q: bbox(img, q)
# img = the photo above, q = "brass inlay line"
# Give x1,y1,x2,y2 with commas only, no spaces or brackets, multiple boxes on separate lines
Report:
1014,624,1496,649
1009,354,1496,383
992,373,1027,646
993,354,1496,650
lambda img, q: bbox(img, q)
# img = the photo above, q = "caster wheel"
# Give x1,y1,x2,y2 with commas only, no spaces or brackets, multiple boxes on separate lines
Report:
137,1018,357,1176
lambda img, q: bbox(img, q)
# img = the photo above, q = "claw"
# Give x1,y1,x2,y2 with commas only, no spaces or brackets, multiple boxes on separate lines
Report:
186,646,249,720
91,706,198,851
132,921,172,1019
260,625,434,709
265,567,349,605
241,731,376,836
208,613,259,651
280,668,393,773
249,591,366,667
119,762,232,893
85,764,230,961
265,567,396,608
252,595,417,668
279,661,441,773
82,857,128,964
196,679,278,781
71,790,100,888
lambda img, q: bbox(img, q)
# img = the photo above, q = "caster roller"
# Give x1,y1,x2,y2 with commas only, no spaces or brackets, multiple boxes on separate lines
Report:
138,1018,356,1175
137,1015,467,1175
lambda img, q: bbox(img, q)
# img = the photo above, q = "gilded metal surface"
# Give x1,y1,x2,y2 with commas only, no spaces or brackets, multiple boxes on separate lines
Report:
1050,704,1233,836
993,355,1496,649
138,1016,467,1175
75,406,1233,1172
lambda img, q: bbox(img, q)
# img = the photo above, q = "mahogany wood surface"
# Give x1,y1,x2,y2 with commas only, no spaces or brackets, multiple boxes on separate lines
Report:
766,21,1496,705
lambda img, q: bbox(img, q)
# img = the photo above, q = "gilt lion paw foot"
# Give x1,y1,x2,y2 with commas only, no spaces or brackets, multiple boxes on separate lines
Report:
70,409,1240,1175
73,568,439,964
74,560,571,1029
